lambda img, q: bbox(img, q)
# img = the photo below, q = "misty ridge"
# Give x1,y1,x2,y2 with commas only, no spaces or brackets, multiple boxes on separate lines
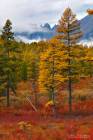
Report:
14,15,93,44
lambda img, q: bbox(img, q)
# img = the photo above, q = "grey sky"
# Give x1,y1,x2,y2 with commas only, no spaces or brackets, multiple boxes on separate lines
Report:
0,0,92,32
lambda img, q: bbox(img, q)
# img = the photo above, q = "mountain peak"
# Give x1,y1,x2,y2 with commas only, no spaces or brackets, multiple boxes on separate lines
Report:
40,23,51,31
15,15,93,43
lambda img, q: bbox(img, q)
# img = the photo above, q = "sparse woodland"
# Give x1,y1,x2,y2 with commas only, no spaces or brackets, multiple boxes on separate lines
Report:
1,8,93,140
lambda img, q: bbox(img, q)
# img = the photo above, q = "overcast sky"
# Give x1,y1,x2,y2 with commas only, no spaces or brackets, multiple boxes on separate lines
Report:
0,0,93,32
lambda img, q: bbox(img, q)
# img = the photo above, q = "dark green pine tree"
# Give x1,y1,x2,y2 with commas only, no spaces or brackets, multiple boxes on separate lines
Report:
0,47,7,96
1,19,20,107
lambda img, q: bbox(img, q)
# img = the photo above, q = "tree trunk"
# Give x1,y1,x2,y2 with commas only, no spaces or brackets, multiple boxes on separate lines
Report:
68,49,72,113
7,47,10,107
32,81,38,108
7,84,10,107
51,44,56,117
34,92,38,108
51,87,56,117
67,20,72,113
68,75,72,113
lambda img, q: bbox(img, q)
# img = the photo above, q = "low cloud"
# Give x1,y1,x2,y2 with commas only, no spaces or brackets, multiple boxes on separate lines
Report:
0,0,92,32
16,35,46,43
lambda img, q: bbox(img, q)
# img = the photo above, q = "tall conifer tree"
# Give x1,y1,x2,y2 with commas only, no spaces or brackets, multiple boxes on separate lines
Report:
1,19,20,106
39,39,67,106
57,8,83,112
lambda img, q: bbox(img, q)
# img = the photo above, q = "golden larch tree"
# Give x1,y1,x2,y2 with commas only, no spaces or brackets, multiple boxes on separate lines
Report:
57,8,83,112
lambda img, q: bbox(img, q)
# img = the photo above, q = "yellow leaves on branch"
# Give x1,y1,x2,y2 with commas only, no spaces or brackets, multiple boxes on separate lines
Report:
54,74,67,83
87,9,93,15
38,38,68,93
0,38,4,45
45,100,54,107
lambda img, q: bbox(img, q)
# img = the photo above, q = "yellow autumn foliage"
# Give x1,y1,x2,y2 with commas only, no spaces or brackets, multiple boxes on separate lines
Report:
45,100,54,107
38,38,68,94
